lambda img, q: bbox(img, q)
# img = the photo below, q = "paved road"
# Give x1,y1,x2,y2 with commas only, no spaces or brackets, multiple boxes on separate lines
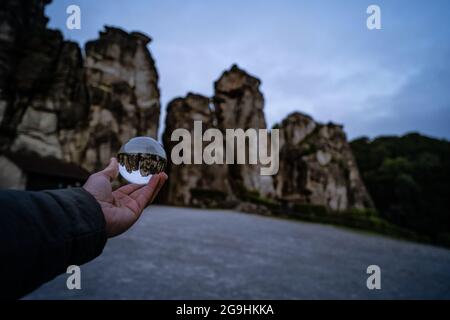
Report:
26,205,450,299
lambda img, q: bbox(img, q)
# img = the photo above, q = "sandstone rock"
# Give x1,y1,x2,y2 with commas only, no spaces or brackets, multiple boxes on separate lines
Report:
274,112,373,211
0,1,161,188
8,35,88,160
162,65,279,206
278,112,316,148
0,0,373,216
213,64,275,197
82,26,160,171
0,0,51,113
0,0,89,162
11,133,62,159
316,150,332,166
162,93,233,206
11,107,62,158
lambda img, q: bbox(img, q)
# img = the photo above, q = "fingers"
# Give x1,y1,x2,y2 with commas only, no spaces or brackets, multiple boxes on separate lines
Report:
150,172,168,203
134,174,161,212
99,157,119,181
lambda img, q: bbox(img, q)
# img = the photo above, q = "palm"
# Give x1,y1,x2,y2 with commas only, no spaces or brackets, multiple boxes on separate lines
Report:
83,158,167,237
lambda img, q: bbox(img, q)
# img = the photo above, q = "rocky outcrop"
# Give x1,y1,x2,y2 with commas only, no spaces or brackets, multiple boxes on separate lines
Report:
0,1,372,214
274,112,373,210
213,64,275,197
0,0,51,119
162,67,371,212
162,93,233,207
81,27,160,172
162,65,277,207
0,0,88,159
0,0,161,184
12,40,88,159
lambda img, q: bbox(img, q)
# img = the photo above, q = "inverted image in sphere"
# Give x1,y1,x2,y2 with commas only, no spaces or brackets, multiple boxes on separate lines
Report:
118,137,167,184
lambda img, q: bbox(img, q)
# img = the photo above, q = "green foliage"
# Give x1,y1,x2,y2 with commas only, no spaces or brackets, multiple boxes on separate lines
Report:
249,195,280,211
190,188,227,201
288,205,427,243
344,207,378,217
293,203,327,216
234,182,280,211
350,133,450,239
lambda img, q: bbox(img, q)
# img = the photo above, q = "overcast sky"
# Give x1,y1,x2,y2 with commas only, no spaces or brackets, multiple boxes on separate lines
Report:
46,0,450,140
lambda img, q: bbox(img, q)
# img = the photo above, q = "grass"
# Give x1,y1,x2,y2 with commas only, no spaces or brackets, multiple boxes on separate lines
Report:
187,183,450,248
233,188,449,248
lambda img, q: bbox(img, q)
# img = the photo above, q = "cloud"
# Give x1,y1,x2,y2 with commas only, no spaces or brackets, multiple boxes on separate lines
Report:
45,0,450,140
341,48,450,139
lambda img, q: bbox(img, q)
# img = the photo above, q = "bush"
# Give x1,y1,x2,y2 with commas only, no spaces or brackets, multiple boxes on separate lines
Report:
190,188,226,200
242,192,280,211
350,133,450,237
292,203,328,216
233,182,281,211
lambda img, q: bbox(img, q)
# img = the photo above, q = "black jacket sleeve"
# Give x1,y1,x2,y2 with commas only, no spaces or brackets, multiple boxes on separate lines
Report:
0,188,107,299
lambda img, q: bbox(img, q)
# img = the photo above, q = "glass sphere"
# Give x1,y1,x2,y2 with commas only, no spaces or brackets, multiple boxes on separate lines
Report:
117,136,167,184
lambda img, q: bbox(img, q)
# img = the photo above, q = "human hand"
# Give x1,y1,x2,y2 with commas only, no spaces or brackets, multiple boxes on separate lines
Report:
83,157,168,237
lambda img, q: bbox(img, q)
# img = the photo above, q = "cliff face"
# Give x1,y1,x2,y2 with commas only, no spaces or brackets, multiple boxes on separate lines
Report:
213,65,274,197
274,112,373,210
0,0,51,119
162,93,232,207
0,0,160,182
0,0,88,160
162,65,275,207
157,65,373,211
81,27,160,172
0,0,372,212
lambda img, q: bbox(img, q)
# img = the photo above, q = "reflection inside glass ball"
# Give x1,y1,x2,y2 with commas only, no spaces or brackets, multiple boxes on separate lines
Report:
117,136,167,184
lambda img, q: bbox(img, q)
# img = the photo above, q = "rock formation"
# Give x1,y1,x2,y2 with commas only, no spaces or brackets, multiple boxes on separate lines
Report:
0,0,160,188
0,0,372,213
162,66,371,212
81,27,160,172
162,93,233,207
213,65,275,197
274,112,373,210
0,0,88,160
162,65,277,207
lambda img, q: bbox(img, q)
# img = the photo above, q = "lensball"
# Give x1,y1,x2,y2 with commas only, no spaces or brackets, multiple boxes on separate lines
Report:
117,136,167,184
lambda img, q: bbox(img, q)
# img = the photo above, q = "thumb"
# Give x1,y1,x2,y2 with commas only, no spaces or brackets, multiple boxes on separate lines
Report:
100,157,119,181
